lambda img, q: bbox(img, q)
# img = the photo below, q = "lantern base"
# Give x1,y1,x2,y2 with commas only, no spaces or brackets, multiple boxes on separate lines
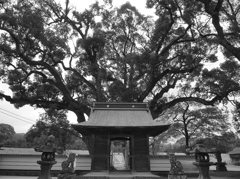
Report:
37,160,57,179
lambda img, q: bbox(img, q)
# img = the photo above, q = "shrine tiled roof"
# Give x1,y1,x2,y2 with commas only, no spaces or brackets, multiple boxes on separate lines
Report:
72,102,170,136
74,102,168,127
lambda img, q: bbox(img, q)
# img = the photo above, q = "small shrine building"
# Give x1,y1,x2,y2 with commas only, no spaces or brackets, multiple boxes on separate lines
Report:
72,102,170,178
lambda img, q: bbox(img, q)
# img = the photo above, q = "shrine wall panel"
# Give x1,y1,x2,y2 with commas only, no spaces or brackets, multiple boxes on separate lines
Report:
91,134,109,171
132,134,150,172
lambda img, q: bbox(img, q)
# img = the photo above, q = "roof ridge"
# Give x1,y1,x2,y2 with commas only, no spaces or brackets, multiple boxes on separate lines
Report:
92,102,149,110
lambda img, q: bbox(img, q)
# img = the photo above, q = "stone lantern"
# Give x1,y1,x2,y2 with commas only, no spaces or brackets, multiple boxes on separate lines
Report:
35,135,59,179
192,143,213,179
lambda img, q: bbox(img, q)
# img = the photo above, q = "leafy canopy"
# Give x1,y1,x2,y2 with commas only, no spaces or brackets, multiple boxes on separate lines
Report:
0,123,16,144
25,109,80,150
158,102,230,148
0,0,240,123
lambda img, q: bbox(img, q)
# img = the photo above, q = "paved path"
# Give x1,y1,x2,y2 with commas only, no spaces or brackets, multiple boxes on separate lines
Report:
0,176,239,179
1,165,239,179
0,177,57,179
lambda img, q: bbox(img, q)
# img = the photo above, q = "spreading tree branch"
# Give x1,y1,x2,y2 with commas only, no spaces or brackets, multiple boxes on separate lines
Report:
196,0,240,60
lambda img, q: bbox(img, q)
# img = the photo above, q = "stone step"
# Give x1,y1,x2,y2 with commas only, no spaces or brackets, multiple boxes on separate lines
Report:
81,172,161,179
109,177,132,179
109,173,132,179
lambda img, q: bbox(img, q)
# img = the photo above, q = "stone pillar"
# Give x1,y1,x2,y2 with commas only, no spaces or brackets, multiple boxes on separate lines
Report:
193,162,213,179
37,160,57,179
124,148,128,169
168,175,187,179
215,163,227,171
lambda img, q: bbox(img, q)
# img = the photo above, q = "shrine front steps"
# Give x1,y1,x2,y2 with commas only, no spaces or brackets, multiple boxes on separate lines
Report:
78,171,161,179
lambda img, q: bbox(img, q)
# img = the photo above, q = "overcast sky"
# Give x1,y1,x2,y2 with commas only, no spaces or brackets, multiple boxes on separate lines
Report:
0,0,154,133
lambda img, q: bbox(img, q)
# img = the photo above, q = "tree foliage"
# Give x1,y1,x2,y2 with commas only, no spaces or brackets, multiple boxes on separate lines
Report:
0,123,16,144
147,0,240,111
24,110,81,150
4,133,28,148
203,132,237,153
166,131,237,153
232,101,240,133
157,102,231,148
1,0,239,123
148,0,240,61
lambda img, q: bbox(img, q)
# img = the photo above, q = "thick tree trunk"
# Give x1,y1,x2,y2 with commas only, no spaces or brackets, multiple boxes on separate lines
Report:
184,127,190,152
183,119,189,149
185,136,189,149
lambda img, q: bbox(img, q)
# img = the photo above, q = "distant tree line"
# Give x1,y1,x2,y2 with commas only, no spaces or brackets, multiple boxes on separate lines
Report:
150,131,240,154
150,101,240,154
0,110,87,151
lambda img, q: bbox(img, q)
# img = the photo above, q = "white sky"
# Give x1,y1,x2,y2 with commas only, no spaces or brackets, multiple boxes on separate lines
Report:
0,0,154,133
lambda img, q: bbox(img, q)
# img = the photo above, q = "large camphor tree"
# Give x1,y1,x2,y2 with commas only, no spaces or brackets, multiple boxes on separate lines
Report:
0,0,240,149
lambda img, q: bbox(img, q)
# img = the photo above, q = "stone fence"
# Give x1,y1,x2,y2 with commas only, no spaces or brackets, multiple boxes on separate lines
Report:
0,153,197,175
0,154,90,171
150,155,197,172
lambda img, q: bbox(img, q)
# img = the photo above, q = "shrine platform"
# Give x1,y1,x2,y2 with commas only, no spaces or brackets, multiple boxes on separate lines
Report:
81,171,160,178
2,171,240,179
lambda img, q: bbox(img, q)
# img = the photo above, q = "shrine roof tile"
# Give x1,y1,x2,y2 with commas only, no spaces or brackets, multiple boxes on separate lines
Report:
72,102,170,136
76,110,164,127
